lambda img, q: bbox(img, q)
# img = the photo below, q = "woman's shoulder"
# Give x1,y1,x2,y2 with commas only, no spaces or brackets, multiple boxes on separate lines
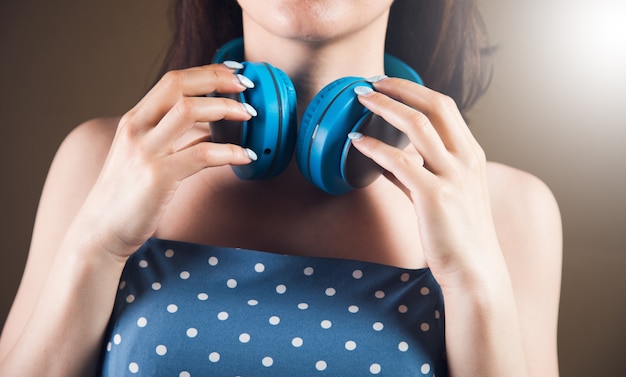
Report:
62,116,119,154
485,160,562,290
486,161,560,227
38,117,119,227
51,117,119,175
486,161,562,248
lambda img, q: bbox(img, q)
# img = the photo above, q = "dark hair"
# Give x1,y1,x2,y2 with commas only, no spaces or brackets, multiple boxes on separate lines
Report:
159,0,492,115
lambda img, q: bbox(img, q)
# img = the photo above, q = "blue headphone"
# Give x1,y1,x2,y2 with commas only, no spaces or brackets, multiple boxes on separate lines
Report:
211,38,423,195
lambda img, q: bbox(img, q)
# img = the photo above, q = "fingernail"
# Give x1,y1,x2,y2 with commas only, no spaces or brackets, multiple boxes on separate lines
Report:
224,60,244,70
366,74,388,83
243,103,258,117
245,148,258,161
237,74,255,89
348,132,364,140
354,86,374,97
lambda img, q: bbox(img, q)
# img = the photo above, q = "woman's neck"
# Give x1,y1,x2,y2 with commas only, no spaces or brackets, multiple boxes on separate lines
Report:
240,12,388,106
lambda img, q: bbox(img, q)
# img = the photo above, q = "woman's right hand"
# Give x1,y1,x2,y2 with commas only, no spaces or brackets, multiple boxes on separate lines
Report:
73,63,256,259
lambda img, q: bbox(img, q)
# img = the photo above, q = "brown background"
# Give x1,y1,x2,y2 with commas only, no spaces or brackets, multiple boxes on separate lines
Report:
1,0,624,376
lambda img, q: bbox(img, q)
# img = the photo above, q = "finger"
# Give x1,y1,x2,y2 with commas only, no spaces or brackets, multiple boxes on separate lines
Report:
355,87,452,174
124,65,252,133
148,96,256,153
165,142,257,181
172,123,212,152
372,78,474,154
348,132,435,194
382,170,412,201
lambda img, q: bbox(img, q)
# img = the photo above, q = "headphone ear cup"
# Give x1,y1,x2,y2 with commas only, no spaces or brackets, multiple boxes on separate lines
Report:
296,77,373,195
212,62,297,180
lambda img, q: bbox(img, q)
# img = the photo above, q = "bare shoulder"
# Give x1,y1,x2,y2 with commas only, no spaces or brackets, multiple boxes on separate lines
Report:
36,117,119,211
486,161,562,261
30,116,120,252
59,117,119,165
486,161,562,280
27,115,119,264
486,161,562,374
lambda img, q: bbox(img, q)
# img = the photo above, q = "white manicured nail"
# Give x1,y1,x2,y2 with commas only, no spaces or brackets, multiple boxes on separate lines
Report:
237,74,255,89
354,86,374,96
243,103,258,117
348,132,364,140
245,148,258,161
224,60,244,70
366,75,388,83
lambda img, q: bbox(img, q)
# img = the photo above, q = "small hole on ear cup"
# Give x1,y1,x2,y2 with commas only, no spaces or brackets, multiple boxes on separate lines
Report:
264,148,272,155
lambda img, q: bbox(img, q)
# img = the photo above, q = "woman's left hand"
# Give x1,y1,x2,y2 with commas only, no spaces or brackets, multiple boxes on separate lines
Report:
351,78,504,290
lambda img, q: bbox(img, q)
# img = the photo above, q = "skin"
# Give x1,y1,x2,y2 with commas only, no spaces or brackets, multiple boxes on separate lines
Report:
0,1,562,376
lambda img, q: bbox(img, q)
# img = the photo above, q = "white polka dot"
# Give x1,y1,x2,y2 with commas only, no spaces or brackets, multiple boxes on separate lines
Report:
179,372,190,377
227,279,238,288
209,352,221,363
420,286,431,295
398,305,408,313
137,317,148,328
106,342,112,352
421,363,431,374
303,267,314,276
435,310,441,319
165,249,174,258
156,345,167,356
352,269,363,279
126,294,135,303
370,363,382,374
129,362,139,373
113,334,122,345
208,256,219,266
398,341,409,352
255,263,265,272
167,304,178,313
345,340,357,351
151,282,161,290
119,281,126,290
180,271,190,280
297,303,309,310
276,284,287,294
186,328,198,338
218,311,229,321
320,320,332,329
400,272,410,282
325,287,336,296
315,360,327,371
348,305,359,313
373,322,384,331
292,337,303,347
420,323,430,332
138,260,148,268
375,290,385,299
239,333,251,343
248,299,259,306
197,293,209,301
262,356,273,367
269,316,281,325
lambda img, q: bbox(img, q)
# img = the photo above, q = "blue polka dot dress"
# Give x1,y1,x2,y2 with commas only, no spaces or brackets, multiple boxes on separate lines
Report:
100,238,448,376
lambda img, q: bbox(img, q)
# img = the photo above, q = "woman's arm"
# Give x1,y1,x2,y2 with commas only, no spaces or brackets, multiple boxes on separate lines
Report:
351,78,562,376
0,119,125,376
489,163,562,377
0,64,256,377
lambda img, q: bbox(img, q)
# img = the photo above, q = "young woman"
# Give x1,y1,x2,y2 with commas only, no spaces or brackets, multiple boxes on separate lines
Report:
0,0,562,376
